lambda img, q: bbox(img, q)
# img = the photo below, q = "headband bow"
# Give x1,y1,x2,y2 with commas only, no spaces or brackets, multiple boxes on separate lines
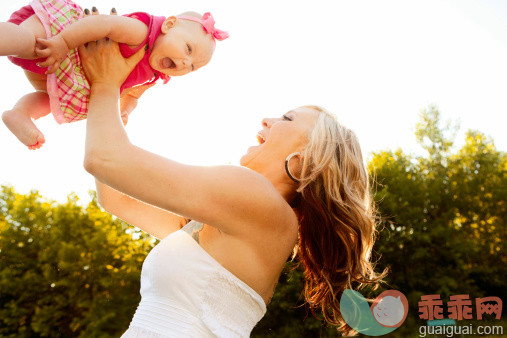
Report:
177,12,229,41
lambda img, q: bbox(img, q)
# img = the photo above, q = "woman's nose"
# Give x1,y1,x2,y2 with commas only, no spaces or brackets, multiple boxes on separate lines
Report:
262,117,279,128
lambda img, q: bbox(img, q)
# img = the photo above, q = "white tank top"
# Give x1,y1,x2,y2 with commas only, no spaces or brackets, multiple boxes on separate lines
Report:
121,220,267,337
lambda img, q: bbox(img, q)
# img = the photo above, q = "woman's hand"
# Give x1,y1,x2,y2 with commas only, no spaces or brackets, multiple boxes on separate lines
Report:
78,37,144,89
78,6,144,88
79,6,142,86
78,6,144,89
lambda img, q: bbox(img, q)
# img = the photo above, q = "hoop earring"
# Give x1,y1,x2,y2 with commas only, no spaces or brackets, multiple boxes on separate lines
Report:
285,152,301,183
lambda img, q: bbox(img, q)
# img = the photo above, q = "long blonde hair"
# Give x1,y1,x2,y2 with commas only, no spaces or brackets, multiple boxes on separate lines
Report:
291,106,389,336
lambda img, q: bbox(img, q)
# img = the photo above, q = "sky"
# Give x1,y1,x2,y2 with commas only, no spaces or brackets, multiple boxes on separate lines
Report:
0,0,506,203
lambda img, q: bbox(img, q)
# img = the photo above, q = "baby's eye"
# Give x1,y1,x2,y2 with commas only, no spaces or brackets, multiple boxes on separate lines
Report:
283,115,292,121
186,44,192,54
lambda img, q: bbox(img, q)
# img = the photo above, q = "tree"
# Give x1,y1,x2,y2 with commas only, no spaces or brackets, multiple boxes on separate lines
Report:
0,187,155,337
368,105,506,333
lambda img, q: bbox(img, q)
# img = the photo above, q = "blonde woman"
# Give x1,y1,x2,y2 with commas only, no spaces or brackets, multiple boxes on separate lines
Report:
79,35,388,337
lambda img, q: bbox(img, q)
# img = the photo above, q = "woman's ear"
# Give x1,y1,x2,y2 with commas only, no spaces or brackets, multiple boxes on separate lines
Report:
161,16,177,34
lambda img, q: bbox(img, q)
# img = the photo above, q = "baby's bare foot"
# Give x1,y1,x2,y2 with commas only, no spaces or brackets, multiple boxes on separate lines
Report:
2,109,46,150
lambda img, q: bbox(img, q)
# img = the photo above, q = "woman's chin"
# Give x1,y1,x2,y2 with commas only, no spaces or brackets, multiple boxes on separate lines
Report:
240,145,261,167
239,153,251,167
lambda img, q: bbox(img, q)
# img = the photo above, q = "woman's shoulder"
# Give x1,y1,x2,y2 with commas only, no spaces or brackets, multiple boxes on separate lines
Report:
224,165,298,237
222,165,292,211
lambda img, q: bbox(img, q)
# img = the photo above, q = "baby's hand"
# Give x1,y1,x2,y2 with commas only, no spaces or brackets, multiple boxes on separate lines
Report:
35,35,70,74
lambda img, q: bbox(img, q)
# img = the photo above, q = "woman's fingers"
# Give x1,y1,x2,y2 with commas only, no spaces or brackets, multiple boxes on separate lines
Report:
96,36,105,48
77,43,87,61
84,6,117,16
126,47,145,69
77,4,140,88
79,38,132,87
78,39,97,62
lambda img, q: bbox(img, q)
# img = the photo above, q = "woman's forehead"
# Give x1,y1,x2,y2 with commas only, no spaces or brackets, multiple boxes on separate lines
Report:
287,107,320,121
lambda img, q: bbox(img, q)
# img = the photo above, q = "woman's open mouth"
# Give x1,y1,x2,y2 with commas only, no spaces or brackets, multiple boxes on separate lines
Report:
257,132,266,145
161,57,175,69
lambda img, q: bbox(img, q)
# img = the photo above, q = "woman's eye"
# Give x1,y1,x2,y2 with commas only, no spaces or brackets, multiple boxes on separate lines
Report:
186,44,192,54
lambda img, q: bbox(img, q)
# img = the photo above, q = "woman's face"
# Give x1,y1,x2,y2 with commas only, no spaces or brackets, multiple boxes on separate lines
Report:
240,106,319,170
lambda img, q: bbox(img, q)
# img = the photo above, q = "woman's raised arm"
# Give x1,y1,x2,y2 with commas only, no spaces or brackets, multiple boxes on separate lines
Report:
79,39,294,240
95,179,187,239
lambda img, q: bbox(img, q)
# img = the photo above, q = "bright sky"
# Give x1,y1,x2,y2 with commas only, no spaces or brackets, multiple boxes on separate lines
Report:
1,0,506,203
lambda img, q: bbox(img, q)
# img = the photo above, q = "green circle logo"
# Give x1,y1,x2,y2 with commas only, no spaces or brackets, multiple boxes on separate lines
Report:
340,289,409,336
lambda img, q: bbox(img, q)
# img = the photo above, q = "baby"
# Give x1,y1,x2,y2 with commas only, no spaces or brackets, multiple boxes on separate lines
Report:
1,0,228,149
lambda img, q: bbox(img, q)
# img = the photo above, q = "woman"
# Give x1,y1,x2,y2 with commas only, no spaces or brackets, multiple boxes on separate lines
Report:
79,31,388,337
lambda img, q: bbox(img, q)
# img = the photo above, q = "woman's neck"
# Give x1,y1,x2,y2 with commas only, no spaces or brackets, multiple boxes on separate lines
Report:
253,161,299,205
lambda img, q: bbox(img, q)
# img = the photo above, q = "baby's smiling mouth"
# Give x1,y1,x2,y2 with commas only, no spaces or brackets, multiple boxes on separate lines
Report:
161,57,175,69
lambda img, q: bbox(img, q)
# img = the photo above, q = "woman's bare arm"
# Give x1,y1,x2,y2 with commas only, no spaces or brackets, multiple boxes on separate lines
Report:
95,179,187,239
80,39,294,240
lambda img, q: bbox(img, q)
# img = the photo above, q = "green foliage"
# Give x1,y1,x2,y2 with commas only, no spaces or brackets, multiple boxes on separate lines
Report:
369,105,506,332
414,104,458,159
0,188,155,337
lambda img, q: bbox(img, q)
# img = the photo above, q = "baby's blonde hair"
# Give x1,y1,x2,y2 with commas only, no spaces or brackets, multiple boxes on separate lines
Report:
175,11,215,45
177,11,202,19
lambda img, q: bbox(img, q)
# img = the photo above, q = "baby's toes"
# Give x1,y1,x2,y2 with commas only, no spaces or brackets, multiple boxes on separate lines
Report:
36,133,46,145
28,134,46,150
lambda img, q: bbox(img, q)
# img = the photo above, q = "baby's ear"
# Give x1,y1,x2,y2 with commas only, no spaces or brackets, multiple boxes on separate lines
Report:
161,16,177,33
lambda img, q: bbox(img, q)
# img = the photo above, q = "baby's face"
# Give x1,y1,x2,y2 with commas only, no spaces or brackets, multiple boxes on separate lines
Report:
150,17,215,76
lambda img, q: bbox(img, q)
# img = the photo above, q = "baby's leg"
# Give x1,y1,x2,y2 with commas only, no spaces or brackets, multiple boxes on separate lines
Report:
0,15,46,59
2,91,50,150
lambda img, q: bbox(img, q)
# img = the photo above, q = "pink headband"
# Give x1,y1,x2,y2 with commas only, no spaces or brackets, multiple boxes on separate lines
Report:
176,12,229,41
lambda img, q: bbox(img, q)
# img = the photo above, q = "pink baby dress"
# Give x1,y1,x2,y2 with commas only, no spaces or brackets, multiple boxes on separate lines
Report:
8,0,170,124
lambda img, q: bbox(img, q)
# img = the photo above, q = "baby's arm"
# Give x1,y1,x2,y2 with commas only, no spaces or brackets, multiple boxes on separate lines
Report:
35,15,149,73
119,82,156,125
